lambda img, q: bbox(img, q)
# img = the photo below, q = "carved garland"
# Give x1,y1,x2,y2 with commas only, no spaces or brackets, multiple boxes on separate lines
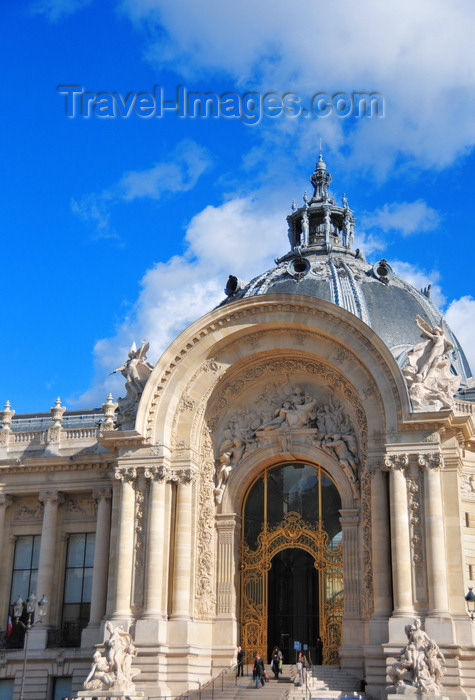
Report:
360,467,374,620
195,429,217,618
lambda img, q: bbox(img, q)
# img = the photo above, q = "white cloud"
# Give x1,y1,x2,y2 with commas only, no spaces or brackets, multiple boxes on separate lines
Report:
71,140,212,238
72,195,285,406
32,0,93,21
391,260,445,308
361,200,440,237
445,295,475,374
118,140,211,200
119,0,475,173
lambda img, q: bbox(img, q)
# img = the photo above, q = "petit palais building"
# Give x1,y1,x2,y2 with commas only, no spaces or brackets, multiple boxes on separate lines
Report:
0,157,474,700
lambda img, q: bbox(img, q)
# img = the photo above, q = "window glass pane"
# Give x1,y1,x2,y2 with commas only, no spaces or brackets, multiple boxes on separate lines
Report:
52,677,72,700
31,536,41,568
84,533,95,567
0,679,14,700
13,537,33,569
268,464,319,525
10,571,31,603
64,569,83,603
62,603,80,623
67,535,85,567
244,477,264,549
82,568,93,602
321,473,342,542
29,570,38,594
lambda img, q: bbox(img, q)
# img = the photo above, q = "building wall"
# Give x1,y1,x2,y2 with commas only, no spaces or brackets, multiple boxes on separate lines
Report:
0,294,474,699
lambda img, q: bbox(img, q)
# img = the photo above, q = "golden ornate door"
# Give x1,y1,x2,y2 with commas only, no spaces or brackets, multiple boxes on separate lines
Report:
240,465,343,665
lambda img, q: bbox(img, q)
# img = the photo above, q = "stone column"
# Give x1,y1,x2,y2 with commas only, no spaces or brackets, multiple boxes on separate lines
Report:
36,491,64,616
418,453,453,641
142,467,168,619
384,454,414,617
170,471,195,620
29,491,64,648
88,488,112,626
110,467,136,622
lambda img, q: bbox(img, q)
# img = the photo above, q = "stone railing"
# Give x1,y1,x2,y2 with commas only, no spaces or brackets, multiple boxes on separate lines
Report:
454,399,474,415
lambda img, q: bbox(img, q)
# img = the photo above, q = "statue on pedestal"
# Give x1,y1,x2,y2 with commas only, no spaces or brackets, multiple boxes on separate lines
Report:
387,618,446,694
83,622,140,693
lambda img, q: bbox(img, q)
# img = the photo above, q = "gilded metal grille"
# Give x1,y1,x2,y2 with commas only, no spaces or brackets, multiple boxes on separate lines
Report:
240,511,343,665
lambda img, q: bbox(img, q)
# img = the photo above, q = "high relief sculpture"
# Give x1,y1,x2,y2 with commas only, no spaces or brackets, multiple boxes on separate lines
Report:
403,316,460,411
113,340,154,428
387,618,446,694
214,385,359,503
83,622,140,692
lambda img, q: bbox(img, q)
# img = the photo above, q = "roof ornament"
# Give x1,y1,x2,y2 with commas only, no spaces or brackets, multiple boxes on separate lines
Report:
309,150,332,202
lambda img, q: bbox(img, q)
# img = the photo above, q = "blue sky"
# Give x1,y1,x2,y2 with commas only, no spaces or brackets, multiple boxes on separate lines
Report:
2,0,475,414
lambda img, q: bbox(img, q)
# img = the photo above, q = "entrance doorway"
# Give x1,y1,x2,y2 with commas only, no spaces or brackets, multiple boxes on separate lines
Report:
240,462,343,665
268,548,319,663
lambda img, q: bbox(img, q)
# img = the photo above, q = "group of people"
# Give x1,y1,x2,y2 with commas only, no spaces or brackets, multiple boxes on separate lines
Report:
237,643,317,688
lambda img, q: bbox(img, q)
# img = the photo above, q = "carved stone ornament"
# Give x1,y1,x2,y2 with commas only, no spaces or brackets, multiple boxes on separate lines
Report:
460,473,475,498
387,618,446,693
403,315,461,412
195,428,216,618
418,452,444,470
63,495,96,520
213,383,361,504
83,621,140,692
114,466,137,483
383,454,409,471
359,467,374,620
38,490,65,507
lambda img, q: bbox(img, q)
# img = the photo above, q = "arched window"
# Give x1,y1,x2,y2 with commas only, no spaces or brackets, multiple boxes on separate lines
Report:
243,462,342,547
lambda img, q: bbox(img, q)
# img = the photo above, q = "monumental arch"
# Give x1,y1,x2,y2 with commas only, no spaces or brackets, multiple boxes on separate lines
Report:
0,156,474,700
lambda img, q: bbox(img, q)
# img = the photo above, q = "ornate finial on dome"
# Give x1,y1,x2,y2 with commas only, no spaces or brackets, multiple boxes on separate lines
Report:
291,199,297,212
310,151,332,202
303,191,309,204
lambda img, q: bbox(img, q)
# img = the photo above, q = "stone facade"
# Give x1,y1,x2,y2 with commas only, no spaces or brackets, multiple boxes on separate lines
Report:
1,159,475,700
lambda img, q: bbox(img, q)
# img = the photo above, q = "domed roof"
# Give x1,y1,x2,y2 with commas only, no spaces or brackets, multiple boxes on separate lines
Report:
220,156,473,388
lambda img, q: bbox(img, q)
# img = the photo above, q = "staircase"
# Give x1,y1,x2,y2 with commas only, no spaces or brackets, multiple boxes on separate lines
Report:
180,663,363,700
287,665,364,700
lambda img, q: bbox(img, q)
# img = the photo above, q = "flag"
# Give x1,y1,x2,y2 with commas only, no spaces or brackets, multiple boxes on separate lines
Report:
7,616,12,636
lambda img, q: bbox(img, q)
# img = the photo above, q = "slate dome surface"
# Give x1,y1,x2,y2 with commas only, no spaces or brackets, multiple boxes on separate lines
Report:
220,156,473,390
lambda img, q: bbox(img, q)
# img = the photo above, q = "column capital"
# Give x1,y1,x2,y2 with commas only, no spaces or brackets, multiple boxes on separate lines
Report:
418,452,444,470
0,492,14,508
38,490,65,506
383,453,409,471
144,465,170,482
92,487,112,503
114,466,137,483
169,467,197,485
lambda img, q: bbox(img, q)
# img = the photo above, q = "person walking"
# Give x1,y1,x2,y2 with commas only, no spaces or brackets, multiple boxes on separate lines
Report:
253,653,265,688
297,651,309,686
236,645,244,677
271,646,283,679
